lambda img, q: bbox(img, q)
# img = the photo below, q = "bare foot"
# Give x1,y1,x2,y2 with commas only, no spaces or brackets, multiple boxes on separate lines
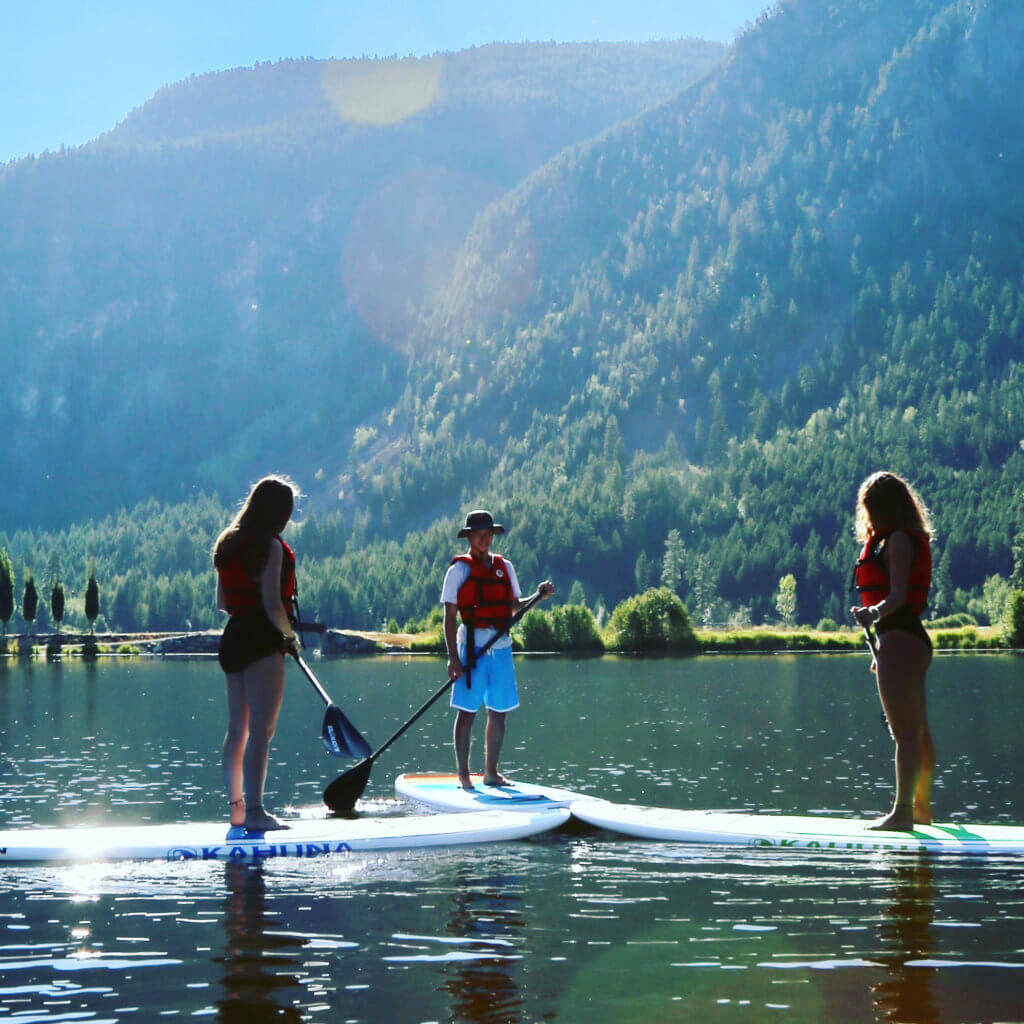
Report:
866,806,914,832
244,806,290,832
482,773,511,787
913,803,932,826
458,774,476,791
229,797,245,828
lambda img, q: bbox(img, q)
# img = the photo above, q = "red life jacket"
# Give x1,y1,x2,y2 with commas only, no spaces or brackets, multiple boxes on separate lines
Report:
453,553,514,630
219,535,297,616
853,528,931,616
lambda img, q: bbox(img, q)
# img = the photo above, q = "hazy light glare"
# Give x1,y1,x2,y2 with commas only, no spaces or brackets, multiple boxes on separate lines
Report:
341,165,504,348
321,56,443,126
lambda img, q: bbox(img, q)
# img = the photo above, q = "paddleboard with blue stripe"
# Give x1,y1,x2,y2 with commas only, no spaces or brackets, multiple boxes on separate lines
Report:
396,772,587,812
0,807,570,864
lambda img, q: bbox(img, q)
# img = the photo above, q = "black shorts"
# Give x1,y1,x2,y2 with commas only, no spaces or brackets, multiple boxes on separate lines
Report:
876,605,933,650
218,610,285,674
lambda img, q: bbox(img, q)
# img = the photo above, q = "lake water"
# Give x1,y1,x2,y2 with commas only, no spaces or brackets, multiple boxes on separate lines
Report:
0,652,1022,1023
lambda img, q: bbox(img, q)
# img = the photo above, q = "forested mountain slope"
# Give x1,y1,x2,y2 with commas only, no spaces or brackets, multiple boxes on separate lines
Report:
4,2,1024,632
350,0,1024,625
0,41,724,528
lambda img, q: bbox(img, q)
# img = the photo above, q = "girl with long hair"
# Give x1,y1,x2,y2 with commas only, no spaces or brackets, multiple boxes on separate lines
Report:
213,475,301,834
851,471,935,831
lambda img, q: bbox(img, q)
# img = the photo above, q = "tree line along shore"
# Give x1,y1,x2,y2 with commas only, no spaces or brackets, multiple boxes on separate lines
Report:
3,586,1021,658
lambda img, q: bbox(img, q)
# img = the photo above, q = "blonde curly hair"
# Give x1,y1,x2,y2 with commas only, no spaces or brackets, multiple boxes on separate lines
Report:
854,471,934,544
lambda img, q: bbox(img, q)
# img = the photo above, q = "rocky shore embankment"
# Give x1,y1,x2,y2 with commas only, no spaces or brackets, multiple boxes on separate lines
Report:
3,629,391,657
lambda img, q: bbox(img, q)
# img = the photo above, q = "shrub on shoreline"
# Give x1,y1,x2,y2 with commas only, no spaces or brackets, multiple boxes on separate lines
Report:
609,588,698,653
521,604,604,652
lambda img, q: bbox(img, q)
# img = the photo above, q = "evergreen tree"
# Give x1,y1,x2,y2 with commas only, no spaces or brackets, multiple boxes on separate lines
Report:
51,581,65,635
661,529,686,594
85,569,100,634
633,550,655,593
22,574,38,637
1011,529,1024,590
686,553,717,627
0,548,13,636
931,548,953,618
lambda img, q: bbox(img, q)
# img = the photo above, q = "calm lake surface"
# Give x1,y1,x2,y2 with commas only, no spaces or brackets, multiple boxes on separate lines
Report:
1,652,1022,1023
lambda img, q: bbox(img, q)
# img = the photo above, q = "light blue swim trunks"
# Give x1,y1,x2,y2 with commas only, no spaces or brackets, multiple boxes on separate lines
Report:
450,645,519,713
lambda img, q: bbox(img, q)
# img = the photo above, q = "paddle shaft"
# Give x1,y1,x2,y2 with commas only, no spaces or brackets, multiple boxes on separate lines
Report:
294,653,334,708
863,625,892,731
359,590,545,767
862,625,878,654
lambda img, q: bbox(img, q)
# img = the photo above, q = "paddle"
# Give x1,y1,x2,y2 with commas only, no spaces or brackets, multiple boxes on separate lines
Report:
292,653,372,760
862,625,892,732
862,625,878,654
322,589,546,812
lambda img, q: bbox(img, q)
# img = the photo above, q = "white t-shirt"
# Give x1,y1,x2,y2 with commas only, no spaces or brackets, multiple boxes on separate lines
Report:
441,556,522,651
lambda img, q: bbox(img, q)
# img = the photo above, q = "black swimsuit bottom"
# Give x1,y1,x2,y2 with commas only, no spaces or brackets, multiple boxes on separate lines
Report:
875,604,932,650
218,608,285,674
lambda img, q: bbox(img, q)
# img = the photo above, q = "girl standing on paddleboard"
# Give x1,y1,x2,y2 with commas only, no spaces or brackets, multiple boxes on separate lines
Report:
214,475,301,834
851,471,935,831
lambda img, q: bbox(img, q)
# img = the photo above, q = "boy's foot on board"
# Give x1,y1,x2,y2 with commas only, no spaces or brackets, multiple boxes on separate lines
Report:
244,805,290,832
457,773,475,791
229,798,245,829
482,773,511,787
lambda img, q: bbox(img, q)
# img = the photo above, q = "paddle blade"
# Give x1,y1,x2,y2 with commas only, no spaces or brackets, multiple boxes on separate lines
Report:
324,758,373,813
322,705,372,760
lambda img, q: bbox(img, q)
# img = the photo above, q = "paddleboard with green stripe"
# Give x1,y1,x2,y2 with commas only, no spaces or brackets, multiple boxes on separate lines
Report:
570,801,1024,855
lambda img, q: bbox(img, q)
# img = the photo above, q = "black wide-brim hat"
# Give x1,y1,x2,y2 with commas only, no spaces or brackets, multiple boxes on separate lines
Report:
458,509,505,538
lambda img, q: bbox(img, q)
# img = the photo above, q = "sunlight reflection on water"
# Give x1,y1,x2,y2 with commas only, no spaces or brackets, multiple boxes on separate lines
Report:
1,654,1023,1021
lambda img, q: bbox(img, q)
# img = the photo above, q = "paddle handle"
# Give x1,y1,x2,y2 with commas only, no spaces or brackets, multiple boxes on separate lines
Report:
362,589,546,764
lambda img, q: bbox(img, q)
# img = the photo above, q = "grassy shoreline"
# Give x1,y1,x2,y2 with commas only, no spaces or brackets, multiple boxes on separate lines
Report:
1,623,1012,658
406,623,1010,655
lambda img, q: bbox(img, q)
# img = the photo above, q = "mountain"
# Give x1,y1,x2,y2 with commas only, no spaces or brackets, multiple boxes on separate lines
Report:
0,40,725,529
342,0,1024,625
3,2,1024,633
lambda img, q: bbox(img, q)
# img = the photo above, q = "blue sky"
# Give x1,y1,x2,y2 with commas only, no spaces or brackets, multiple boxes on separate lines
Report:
2,0,768,165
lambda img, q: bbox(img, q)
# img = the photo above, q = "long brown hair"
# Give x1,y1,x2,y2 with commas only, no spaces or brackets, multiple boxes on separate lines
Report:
213,475,299,575
854,471,934,543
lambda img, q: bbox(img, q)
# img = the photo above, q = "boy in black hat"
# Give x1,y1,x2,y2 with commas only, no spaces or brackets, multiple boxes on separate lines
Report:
441,509,554,789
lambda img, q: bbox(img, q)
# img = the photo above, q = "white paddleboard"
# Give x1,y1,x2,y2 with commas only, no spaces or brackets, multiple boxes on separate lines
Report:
396,772,588,813
570,801,1024,855
0,808,570,864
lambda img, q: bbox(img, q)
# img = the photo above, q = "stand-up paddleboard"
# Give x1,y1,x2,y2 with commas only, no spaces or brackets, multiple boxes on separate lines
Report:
570,801,1024,855
396,773,588,813
0,808,570,864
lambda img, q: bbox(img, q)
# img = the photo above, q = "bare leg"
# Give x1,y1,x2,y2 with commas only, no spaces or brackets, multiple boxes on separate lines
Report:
482,710,509,786
915,686,935,824
223,672,249,826
241,653,286,831
869,631,933,831
454,709,477,789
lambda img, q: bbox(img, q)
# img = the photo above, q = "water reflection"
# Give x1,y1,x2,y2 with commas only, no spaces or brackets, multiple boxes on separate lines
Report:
439,866,525,1024
83,656,98,731
871,863,939,1024
215,864,304,1023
